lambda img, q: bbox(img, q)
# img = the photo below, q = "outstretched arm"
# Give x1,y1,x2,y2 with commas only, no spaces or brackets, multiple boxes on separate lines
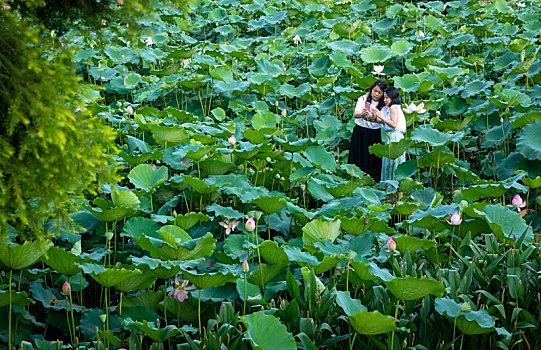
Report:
375,106,398,128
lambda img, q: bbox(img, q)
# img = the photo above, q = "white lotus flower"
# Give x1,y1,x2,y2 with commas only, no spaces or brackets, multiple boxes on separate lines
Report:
145,36,154,46
418,30,425,38
293,35,302,45
403,102,426,114
516,2,526,7
372,65,385,76
181,59,191,68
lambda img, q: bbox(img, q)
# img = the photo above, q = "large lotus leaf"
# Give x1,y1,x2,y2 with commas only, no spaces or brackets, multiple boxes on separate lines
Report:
302,219,341,252
206,203,244,220
461,184,507,200
430,65,466,80
128,164,168,191
251,196,287,214
83,265,142,288
523,176,541,189
174,212,211,230
248,263,285,287
259,240,288,265
272,136,312,152
115,269,157,292
313,255,340,274
224,234,249,261
393,74,420,93
149,125,190,146
182,270,238,289
44,246,85,276
391,201,425,216
252,111,278,130
435,297,496,335
130,256,197,279
394,236,436,253
511,111,541,129
517,120,541,161
123,318,179,342
332,19,365,39
335,290,367,316
444,97,468,116
182,175,220,194
0,240,52,270
436,115,474,132
474,205,533,243
349,310,396,335
199,158,238,175
304,145,337,171
462,80,494,99
242,311,296,350
256,59,283,76
361,46,393,63
236,279,261,302
391,40,411,55
89,191,140,222
231,141,262,160
369,138,414,160
411,127,464,147
0,290,32,307
384,276,445,301
136,232,216,261
405,205,458,230
121,217,160,239
279,83,311,99
309,56,330,77
326,40,360,56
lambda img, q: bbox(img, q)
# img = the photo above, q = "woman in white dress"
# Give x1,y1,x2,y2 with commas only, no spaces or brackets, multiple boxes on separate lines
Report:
372,87,407,181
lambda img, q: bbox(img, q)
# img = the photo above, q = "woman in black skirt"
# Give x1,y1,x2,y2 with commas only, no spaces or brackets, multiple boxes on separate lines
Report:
348,79,388,182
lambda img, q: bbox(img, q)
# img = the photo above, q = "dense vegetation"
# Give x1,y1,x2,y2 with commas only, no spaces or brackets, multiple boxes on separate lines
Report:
1,0,541,349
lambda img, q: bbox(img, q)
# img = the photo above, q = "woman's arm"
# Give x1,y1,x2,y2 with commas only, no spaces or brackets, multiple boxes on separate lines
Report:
353,95,369,118
376,106,398,128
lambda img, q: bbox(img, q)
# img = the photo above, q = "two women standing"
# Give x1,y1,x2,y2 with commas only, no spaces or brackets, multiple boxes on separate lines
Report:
348,80,406,182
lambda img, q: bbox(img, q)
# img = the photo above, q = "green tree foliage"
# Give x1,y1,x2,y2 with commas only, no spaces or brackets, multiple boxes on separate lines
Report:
0,10,118,239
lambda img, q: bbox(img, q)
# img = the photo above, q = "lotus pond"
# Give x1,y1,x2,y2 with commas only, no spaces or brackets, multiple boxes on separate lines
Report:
2,0,541,349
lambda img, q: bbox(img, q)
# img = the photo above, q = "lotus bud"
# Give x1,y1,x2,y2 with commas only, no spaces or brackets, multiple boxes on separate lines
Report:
152,164,156,170
99,314,107,323
282,108,287,117
386,237,397,252
447,211,462,225
508,194,526,212
228,135,236,146
242,259,249,273
61,281,71,296
125,105,134,114
245,217,256,232
275,100,279,107
350,168,355,177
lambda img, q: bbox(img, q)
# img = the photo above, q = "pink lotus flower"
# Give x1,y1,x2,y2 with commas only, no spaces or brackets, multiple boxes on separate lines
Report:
245,217,256,232
507,194,526,212
242,259,249,273
385,237,399,253
219,218,240,235
446,211,462,225
152,164,156,170
124,105,134,114
61,281,71,296
228,135,236,146
282,108,287,117
168,277,195,303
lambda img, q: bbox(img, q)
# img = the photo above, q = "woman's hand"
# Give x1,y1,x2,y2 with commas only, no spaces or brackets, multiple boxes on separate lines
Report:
371,109,384,123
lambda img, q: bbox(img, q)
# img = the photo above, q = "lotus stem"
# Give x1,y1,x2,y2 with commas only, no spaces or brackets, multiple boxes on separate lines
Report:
243,272,247,315
198,289,202,335
391,298,399,350
65,296,74,345
69,277,76,343
8,269,12,350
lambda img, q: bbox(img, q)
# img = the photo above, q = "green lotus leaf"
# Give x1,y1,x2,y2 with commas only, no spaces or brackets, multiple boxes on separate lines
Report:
369,138,413,160
121,217,160,239
128,164,168,191
115,268,157,292
149,125,190,147
259,240,288,265
0,240,52,270
84,266,142,289
89,191,140,222
252,111,278,130
330,51,353,70
435,297,496,335
523,176,541,188
304,145,337,171
511,111,541,129
124,318,179,342
174,212,211,230
411,127,464,147
332,19,365,39
248,263,285,287
384,276,445,301
474,205,533,243
44,246,85,276
393,74,420,93
517,121,541,161
391,40,411,55
326,40,360,56
349,310,396,335
361,46,393,63
462,80,494,99
279,83,311,99
181,175,220,194
199,157,238,175
256,59,283,76
130,256,196,280
236,279,261,302
391,201,425,216
251,195,287,215
335,290,367,316
231,141,262,160
123,72,141,89
405,205,458,230
206,203,244,220
302,219,341,252
309,56,330,77
394,236,436,253
181,270,238,289
350,261,394,282
242,311,296,350
430,65,466,80
444,97,468,116
0,290,32,308
461,184,507,201
314,255,340,274
435,115,475,132
135,232,216,261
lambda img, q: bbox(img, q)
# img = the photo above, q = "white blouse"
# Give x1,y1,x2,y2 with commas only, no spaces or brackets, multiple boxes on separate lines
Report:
381,105,406,133
354,94,383,129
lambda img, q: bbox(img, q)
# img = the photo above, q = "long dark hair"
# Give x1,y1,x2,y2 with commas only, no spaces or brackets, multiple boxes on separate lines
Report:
367,79,388,110
384,86,401,107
